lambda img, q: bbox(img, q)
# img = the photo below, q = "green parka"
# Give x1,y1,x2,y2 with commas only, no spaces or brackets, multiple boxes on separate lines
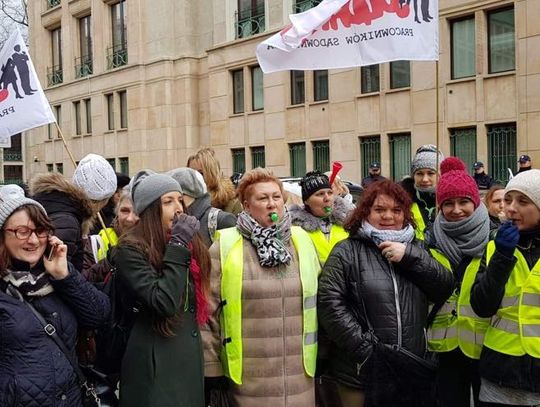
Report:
113,244,204,407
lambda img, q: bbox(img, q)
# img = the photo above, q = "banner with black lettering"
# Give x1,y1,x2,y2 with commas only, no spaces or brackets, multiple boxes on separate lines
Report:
0,29,55,147
256,0,439,73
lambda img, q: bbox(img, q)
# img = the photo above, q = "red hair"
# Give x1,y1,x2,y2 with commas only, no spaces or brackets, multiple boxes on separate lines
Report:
345,179,414,235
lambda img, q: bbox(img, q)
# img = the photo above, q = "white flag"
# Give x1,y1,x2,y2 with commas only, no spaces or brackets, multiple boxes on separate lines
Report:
256,0,439,73
0,29,56,147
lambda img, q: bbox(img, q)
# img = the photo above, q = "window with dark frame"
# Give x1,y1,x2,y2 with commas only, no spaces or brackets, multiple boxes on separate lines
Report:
48,28,63,86
119,90,128,128
108,0,128,69
361,65,379,93
76,15,93,78
56,163,64,174
290,70,305,105
232,148,246,173
488,7,515,74
360,136,381,179
251,66,264,111
390,61,410,89
451,16,475,79
236,0,265,39
314,70,328,102
84,98,92,134
74,101,81,135
119,157,129,174
389,133,411,181
312,140,330,173
450,128,477,171
232,69,245,114
488,123,516,184
289,142,306,177
106,94,114,130
251,146,265,168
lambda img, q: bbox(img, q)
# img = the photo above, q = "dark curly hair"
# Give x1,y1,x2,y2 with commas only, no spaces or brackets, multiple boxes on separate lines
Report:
344,179,415,235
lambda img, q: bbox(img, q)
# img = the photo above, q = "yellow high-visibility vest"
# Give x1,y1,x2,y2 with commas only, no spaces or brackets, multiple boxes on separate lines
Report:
307,225,348,265
411,203,427,241
217,226,321,384
97,227,119,261
483,241,540,358
428,249,491,359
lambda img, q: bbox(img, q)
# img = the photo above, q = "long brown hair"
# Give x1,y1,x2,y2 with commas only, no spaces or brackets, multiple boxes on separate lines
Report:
344,179,414,235
120,199,211,338
0,205,55,277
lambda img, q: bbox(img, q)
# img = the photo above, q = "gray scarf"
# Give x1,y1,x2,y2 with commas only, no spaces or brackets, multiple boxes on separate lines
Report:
433,203,490,266
236,210,293,267
361,221,415,245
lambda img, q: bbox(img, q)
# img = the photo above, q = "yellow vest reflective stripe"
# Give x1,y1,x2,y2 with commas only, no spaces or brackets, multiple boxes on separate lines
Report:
307,225,349,265
217,226,320,384
411,203,426,241
483,241,540,357
427,250,490,359
97,228,119,261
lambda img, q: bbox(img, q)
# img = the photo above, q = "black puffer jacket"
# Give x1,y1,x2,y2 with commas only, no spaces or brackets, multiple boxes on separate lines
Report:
317,232,454,389
0,262,110,406
30,174,94,273
471,232,540,392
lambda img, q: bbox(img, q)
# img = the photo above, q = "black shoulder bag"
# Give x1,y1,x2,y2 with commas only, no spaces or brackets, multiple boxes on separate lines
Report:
7,285,101,407
360,294,438,407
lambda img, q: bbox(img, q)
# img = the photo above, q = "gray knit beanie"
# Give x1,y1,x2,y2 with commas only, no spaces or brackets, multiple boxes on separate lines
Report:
505,169,540,210
0,186,47,228
130,170,182,215
410,144,444,175
167,167,207,199
73,153,117,201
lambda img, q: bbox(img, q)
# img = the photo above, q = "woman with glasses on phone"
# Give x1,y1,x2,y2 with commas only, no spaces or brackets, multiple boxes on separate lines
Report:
0,188,110,406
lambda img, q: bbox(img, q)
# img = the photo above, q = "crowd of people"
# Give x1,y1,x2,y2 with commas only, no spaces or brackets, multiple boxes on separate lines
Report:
0,145,539,407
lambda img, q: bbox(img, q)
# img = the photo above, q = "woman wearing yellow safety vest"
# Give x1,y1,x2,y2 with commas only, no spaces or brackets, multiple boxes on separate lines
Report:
471,169,540,406
207,168,321,407
401,144,444,241
318,179,454,407
289,171,352,266
425,157,491,407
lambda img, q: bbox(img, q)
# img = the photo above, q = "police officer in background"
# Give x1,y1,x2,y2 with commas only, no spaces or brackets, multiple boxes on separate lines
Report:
517,154,532,173
473,162,495,191
361,162,386,188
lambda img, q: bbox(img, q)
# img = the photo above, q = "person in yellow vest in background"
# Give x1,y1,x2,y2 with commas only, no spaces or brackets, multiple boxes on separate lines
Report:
401,144,444,240
471,169,540,406
206,168,321,407
425,157,491,407
289,171,352,266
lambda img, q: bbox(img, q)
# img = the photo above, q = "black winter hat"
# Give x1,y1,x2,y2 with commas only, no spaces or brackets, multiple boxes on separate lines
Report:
300,171,331,202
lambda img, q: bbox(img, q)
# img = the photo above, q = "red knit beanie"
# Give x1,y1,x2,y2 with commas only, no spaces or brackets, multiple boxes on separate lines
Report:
436,157,481,208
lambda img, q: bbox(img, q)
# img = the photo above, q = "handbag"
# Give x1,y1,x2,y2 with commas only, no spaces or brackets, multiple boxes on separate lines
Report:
359,296,438,407
7,285,101,407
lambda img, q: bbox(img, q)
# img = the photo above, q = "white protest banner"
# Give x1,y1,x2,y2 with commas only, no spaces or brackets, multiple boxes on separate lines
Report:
256,0,439,73
0,29,56,147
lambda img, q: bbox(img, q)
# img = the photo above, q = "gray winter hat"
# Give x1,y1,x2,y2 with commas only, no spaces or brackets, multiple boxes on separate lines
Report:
167,167,207,199
411,144,444,175
130,170,182,215
0,186,47,228
505,169,540,210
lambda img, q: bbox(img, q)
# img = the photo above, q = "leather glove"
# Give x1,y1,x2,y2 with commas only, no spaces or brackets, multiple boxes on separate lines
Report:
495,221,520,258
169,214,200,247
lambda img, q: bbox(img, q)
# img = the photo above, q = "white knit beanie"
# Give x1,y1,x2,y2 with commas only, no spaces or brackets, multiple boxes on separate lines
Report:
73,154,117,201
0,186,47,228
505,169,540,210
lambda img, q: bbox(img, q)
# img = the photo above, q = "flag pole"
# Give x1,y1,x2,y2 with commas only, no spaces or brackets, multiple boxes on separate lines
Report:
53,121,111,235
435,60,440,170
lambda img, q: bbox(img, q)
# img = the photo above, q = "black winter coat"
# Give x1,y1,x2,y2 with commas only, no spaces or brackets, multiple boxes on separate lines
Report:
30,173,94,273
0,263,110,406
317,233,454,389
471,232,540,392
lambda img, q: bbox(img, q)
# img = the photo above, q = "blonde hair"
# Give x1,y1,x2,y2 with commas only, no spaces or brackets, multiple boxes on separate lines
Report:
237,168,284,204
187,147,236,210
324,171,350,197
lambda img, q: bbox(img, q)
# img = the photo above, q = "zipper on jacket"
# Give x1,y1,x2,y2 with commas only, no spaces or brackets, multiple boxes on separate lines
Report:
388,262,402,347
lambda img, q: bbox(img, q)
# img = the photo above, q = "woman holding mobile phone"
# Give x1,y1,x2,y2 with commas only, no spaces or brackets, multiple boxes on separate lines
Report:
0,189,110,406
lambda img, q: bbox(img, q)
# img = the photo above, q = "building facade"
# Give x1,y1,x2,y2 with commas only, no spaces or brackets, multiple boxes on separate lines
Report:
19,0,538,185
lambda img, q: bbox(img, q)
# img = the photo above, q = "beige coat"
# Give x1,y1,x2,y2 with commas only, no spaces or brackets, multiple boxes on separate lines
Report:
204,236,315,407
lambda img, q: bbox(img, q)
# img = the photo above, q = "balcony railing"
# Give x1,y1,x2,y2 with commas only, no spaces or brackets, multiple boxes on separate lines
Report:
294,0,322,13
107,43,128,69
3,151,22,161
0,178,24,186
47,0,61,9
235,6,265,39
47,65,63,86
75,56,93,78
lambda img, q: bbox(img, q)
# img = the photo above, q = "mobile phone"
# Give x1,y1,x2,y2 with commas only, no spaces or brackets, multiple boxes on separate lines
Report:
46,244,58,261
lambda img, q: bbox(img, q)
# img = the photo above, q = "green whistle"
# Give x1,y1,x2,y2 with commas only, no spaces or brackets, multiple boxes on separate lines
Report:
324,206,332,214
270,212,279,222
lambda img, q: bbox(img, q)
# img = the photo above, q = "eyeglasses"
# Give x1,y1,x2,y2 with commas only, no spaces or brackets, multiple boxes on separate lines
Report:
4,226,50,240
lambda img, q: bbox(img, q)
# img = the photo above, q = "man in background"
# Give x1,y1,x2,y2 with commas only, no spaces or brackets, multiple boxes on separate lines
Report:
473,161,495,191
362,161,386,188
518,154,532,173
